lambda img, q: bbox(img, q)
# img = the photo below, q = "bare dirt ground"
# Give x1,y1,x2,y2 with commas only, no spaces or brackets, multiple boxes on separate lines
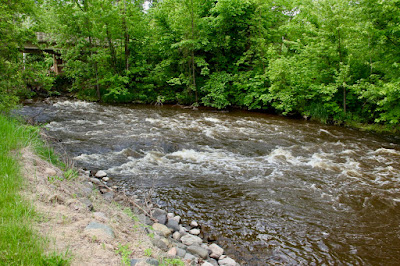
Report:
20,147,160,265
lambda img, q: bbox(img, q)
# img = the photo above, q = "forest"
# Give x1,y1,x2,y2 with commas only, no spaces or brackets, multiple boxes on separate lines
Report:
1,0,400,130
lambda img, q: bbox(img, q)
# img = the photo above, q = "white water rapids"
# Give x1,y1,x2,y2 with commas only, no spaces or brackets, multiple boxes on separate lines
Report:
19,99,400,265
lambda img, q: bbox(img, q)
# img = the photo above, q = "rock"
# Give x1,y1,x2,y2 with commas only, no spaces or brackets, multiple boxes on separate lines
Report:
190,221,198,227
180,234,202,246
102,176,110,182
152,223,171,237
166,219,180,232
112,185,118,190
93,212,108,222
80,198,93,211
152,208,167,225
81,187,93,197
179,226,188,234
209,243,224,259
167,247,177,257
103,192,114,202
89,178,101,186
95,170,107,178
151,238,168,251
167,213,174,219
45,167,57,177
187,245,208,259
176,247,186,258
172,215,181,223
130,259,141,266
173,231,181,241
84,221,115,239
189,229,200,235
202,262,214,266
184,253,196,262
206,259,219,266
219,256,238,266
146,258,159,266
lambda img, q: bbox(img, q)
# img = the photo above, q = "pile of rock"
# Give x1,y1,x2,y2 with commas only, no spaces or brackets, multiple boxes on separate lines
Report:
86,170,240,266
149,208,239,266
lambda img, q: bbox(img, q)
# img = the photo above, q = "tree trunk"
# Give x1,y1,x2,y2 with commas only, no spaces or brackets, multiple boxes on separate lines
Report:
106,25,118,73
190,0,197,103
123,0,129,72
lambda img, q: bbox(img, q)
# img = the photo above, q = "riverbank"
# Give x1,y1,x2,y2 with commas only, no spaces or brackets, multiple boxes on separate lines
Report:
1,114,240,265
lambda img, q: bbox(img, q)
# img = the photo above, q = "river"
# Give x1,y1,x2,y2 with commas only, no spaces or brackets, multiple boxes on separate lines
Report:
19,99,400,265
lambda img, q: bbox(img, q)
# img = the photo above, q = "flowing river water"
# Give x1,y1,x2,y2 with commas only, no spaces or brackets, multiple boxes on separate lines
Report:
19,99,400,265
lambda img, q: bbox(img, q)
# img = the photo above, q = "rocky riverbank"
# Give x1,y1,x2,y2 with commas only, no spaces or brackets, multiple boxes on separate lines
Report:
21,145,240,266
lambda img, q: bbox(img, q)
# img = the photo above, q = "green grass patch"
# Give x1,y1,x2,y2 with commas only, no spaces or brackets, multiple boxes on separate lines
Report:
0,114,70,265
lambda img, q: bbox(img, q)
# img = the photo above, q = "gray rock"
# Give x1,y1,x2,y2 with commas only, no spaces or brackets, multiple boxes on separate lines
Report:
152,208,167,224
176,247,187,258
173,231,181,241
167,213,174,219
206,259,219,266
130,259,141,266
138,214,153,226
190,221,198,227
102,176,110,182
172,215,181,223
202,262,214,266
151,237,169,251
184,253,196,261
219,256,238,266
146,258,159,266
95,170,107,178
80,198,93,211
85,221,114,238
166,219,180,232
187,245,209,259
181,234,202,246
189,228,200,235
89,178,101,186
152,223,171,237
179,225,188,234
103,192,114,202
209,243,224,259
81,187,93,197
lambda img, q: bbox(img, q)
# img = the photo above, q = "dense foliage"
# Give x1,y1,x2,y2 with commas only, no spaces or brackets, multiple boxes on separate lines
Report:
1,0,400,130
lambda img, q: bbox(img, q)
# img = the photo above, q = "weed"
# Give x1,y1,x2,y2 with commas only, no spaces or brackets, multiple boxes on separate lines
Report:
144,248,152,257
116,244,132,265
64,169,78,180
159,258,185,266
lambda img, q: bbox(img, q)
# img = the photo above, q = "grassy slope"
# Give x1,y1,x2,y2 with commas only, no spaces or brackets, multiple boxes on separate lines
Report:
0,115,68,265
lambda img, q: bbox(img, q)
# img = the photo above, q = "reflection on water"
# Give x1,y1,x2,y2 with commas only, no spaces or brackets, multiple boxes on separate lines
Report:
19,99,400,265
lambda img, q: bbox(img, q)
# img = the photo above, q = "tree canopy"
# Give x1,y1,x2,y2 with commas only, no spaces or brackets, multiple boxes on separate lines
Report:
1,0,400,130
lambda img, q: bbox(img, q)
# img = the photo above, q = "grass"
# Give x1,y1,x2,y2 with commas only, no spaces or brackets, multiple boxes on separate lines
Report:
0,114,70,265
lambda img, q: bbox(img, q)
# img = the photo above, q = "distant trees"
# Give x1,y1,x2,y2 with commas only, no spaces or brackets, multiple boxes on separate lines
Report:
2,0,400,129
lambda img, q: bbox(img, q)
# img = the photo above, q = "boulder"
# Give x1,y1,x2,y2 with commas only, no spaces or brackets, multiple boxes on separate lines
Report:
187,245,209,259
84,221,115,240
219,256,238,266
209,243,224,259
189,229,200,235
166,219,180,232
202,262,214,266
173,232,181,241
89,178,101,186
206,259,219,266
167,213,174,219
176,247,186,258
152,223,171,237
190,221,199,227
45,167,57,177
102,177,110,182
184,253,196,262
180,234,202,246
172,215,181,223
95,170,107,178
167,247,177,257
151,237,168,251
152,208,167,224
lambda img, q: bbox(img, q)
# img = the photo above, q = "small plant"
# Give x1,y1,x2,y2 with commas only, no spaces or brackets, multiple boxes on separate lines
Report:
148,232,155,239
160,258,185,266
64,169,78,180
41,250,71,266
144,248,152,257
116,244,132,265
47,175,63,184
123,208,139,222
155,95,165,106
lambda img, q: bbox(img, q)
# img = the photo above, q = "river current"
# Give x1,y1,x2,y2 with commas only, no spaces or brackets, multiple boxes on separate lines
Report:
19,99,400,265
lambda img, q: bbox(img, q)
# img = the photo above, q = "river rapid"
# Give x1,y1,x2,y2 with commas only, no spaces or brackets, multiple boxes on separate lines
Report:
19,99,400,265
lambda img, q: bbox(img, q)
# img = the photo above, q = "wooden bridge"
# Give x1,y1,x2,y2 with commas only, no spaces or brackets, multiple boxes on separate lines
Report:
23,32,63,74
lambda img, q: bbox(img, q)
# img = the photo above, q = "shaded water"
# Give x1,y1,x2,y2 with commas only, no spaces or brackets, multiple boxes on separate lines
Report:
19,99,400,265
